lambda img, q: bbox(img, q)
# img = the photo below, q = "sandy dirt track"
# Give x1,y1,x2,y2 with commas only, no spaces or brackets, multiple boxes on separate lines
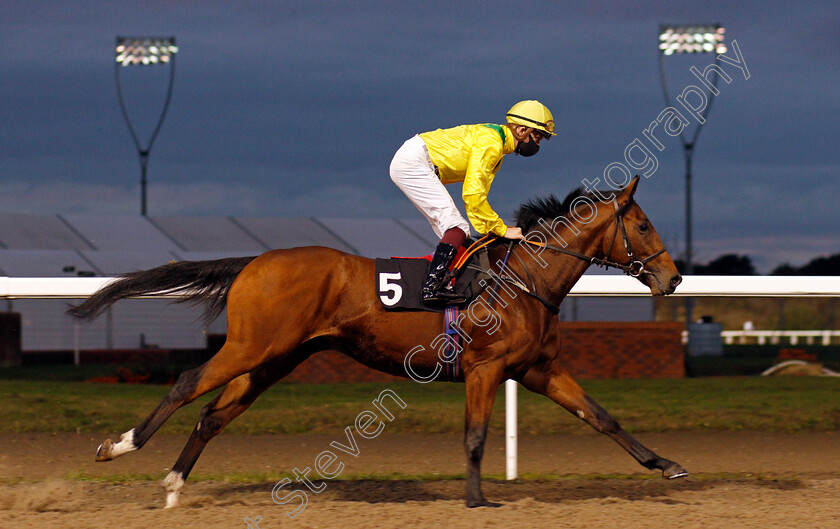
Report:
1,431,838,528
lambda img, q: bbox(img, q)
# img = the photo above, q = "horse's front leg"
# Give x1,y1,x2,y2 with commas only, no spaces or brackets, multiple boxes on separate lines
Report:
520,363,688,479
463,362,505,507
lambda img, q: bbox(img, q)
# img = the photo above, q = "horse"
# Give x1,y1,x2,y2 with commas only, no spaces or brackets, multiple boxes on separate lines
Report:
68,175,686,509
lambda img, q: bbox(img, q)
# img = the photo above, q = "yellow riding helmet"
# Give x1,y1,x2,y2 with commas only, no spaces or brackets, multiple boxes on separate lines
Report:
505,100,556,136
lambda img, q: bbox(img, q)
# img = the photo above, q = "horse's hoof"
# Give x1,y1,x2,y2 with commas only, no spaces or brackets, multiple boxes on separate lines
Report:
466,498,502,508
95,439,114,462
663,463,689,479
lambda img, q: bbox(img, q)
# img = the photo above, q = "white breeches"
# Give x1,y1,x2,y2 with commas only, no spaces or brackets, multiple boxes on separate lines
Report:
389,135,471,240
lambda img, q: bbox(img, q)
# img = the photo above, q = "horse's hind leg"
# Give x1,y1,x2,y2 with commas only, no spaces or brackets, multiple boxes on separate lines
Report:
163,348,312,508
520,363,688,479
95,340,270,462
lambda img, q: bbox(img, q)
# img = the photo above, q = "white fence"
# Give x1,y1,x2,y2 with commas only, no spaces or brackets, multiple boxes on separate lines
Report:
721,330,840,346
3,275,840,299
680,329,840,346
3,275,840,481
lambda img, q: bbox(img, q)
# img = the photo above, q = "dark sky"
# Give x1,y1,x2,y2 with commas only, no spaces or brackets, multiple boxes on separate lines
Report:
1,1,838,271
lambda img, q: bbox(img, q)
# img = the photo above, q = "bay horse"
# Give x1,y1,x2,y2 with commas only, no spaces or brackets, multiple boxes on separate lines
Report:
69,175,687,509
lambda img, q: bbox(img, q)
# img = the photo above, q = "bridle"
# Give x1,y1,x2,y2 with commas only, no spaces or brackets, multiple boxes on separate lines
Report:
488,200,667,313
456,200,669,314
521,200,666,278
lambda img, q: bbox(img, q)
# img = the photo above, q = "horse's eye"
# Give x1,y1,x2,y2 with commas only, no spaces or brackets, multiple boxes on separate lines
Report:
638,223,649,233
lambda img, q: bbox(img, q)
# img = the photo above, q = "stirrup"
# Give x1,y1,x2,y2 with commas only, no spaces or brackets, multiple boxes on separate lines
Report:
423,283,466,305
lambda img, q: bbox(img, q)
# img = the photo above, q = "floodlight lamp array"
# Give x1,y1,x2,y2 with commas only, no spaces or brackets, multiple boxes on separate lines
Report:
116,37,178,66
659,25,725,55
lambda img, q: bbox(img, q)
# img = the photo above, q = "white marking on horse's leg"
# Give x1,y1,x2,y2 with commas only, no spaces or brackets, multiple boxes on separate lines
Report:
577,410,585,419
163,471,185,509
109,428,137,458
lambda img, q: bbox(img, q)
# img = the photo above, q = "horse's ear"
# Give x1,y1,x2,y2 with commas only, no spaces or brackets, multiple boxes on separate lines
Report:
617,175,641,205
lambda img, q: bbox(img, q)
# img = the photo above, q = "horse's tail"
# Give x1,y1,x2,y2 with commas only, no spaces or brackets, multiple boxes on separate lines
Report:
67,256,258,325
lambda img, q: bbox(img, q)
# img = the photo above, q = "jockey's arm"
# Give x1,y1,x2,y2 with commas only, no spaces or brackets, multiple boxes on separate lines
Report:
462,142,512,238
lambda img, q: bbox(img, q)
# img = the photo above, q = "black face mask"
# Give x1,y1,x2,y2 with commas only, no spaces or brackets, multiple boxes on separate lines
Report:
515,139,540,157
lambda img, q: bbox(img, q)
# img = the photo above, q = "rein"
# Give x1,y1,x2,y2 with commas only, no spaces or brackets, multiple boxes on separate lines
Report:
494,202,666,313
450,201,667,314
522,201,665,278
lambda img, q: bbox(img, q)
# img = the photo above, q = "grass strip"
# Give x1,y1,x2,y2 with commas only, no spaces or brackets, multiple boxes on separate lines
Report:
49,471,805,484
0,377,837,434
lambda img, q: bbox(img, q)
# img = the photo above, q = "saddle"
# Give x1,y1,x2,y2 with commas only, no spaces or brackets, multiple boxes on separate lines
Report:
374,240,493,312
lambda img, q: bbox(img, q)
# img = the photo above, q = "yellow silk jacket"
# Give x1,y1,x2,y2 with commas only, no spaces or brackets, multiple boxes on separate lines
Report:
419,124,515,237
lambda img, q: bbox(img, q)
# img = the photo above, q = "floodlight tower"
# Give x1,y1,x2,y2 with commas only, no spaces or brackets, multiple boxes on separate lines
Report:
115,36,178,216
658,24,725,325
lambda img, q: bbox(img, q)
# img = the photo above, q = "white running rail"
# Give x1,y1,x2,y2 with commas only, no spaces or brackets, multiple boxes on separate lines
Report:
2,275,840,299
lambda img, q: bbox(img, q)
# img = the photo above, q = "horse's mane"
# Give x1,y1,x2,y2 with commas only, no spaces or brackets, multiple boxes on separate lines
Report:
515,187,620,233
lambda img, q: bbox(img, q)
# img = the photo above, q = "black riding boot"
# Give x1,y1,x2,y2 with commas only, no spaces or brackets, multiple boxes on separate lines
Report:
422,243,466,304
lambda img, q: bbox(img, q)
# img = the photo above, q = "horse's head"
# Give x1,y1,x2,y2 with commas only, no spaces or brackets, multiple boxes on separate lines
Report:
605,175,682,296
515,177,681,297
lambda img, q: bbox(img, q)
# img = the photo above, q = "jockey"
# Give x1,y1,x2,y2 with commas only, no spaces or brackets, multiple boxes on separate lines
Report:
390,100,555,303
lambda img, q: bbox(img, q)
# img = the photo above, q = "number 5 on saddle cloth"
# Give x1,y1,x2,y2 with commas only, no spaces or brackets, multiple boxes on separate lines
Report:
374,243,492,313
